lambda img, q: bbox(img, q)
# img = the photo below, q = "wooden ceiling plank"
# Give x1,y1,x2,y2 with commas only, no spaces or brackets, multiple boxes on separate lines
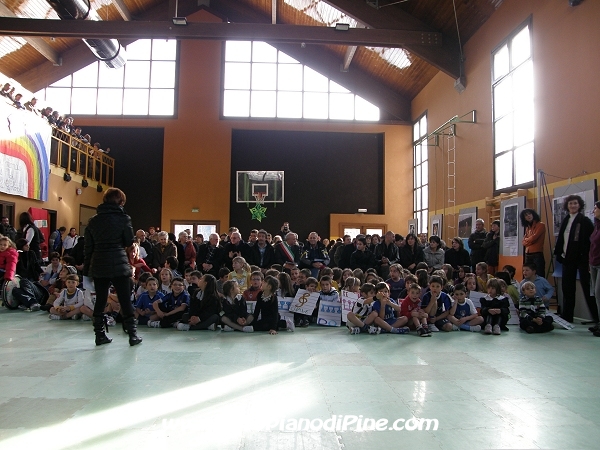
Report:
0,17,442,48
111,0,133,21
0,4,61,66
323,0,460,78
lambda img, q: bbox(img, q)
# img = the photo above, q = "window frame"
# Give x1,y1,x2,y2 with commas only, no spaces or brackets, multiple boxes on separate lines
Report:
491,16,535,195
413,111,428,235
36,39,180,119
220,40,380,123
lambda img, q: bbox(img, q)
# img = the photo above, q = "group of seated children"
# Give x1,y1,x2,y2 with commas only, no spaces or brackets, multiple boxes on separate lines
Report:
2,243,556,337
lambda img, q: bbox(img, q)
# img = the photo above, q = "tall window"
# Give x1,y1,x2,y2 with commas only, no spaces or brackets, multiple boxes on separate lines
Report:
492,20,534,192
223,41,379,121
35,39,177,116
413,113,428,234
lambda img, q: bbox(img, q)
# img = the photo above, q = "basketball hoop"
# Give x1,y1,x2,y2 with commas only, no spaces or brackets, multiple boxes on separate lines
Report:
253,192,266,205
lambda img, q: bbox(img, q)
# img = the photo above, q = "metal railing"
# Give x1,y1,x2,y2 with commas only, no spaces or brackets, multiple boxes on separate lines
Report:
50,128,114,186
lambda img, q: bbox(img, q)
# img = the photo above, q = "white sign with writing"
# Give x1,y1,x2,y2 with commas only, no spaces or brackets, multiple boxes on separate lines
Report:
288,289,320,316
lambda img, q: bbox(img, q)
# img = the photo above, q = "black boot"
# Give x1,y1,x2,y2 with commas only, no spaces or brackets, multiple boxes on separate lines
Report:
93,316,112,346
123,316,142,346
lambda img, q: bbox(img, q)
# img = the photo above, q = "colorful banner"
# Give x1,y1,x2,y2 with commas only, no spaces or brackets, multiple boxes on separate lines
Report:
0,103,51,201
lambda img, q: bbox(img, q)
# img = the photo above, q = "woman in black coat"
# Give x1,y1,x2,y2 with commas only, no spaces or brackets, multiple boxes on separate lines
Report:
554,194,598,323
399,233,424,273
83,188,142,346
18,212,42,263
444,237,472,271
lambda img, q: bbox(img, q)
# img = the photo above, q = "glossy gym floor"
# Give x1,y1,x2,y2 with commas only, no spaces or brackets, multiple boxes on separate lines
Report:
0,310,599,450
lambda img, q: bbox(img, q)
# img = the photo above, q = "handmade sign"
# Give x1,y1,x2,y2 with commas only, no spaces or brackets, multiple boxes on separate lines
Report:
341,290,360,322
246,300,257,316
288,289,320,315
278,296,294,321
317,299,342,327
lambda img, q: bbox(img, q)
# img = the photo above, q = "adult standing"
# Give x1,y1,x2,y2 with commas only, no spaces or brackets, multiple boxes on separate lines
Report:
483,220,501,275
83,188,142,346
275,232,301,273
554,195,598,323
62,228,79,256
248,229,276,273
520,208,547,277
18,212,42,263
589,202,600,335
468,219,487,270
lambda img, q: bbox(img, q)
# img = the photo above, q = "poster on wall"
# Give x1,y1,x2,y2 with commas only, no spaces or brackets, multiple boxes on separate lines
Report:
500,196,526,257
0,104,51,201
458,207,477,239
408,218,418,236
552,180,597,236
430,214,443,239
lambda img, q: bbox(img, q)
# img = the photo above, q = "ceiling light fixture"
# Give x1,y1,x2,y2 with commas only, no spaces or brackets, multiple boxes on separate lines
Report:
172,0,187,26
335,23,350,31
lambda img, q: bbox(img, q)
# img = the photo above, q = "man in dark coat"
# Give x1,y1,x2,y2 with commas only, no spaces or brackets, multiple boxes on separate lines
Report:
468,219,487,270
196,233,225,277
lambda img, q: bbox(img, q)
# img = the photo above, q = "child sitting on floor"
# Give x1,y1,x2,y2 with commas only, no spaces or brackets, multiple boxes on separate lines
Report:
219,280,253,332
148,276,189,328
346,282,378,334
448,283,483,332
480,278,510,335
49,274,84,320
399,282,431,337
421,276,454,332
372,282,410,334
135,277,164,325
519,281,554,334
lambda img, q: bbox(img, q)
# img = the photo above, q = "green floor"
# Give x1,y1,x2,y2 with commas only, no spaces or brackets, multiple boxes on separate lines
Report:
1,309,599,450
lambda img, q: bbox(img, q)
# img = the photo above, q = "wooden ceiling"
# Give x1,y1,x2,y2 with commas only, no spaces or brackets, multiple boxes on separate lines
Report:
0,0,503,121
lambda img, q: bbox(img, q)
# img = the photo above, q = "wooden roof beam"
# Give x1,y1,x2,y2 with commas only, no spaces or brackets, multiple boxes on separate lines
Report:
0,4,61,66
323,0,461,78
0,17,442,48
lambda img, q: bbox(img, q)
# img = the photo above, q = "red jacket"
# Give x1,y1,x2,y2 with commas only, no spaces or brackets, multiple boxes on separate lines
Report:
0,247,18,280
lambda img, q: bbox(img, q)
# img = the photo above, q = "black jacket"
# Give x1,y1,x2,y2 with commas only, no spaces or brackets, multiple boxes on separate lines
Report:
83,203,135,279
223,295,249,322
482,231,500,266
554,212,594,265
195,244,225,277
189,293,221,322
444,247,471,270
399,244,424,272
350,249,376,272
248,243,276,270
468,229,487,267
253,292,279,330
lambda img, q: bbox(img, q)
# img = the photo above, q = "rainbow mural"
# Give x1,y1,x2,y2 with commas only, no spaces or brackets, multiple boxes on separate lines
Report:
0,103,51,201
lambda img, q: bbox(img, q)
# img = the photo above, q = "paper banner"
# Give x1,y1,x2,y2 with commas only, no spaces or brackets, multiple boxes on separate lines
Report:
278,296,294,321
341,290,360,322
317,299,342,327
288,289,320,315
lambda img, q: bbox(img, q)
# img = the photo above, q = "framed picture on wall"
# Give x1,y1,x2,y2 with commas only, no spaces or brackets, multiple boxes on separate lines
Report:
430,214,443,239
408,218,418,236
458,207,477,239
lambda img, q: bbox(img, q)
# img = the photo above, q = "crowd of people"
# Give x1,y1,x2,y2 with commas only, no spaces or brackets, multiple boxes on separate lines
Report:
2,194,600,344
2,80,110,155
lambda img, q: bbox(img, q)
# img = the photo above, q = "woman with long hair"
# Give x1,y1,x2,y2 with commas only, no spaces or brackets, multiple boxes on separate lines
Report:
520,208,547,276
444,237,472,271
399,233,424,273
18,212,42,263
83,188,142,346
177,273,222,331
